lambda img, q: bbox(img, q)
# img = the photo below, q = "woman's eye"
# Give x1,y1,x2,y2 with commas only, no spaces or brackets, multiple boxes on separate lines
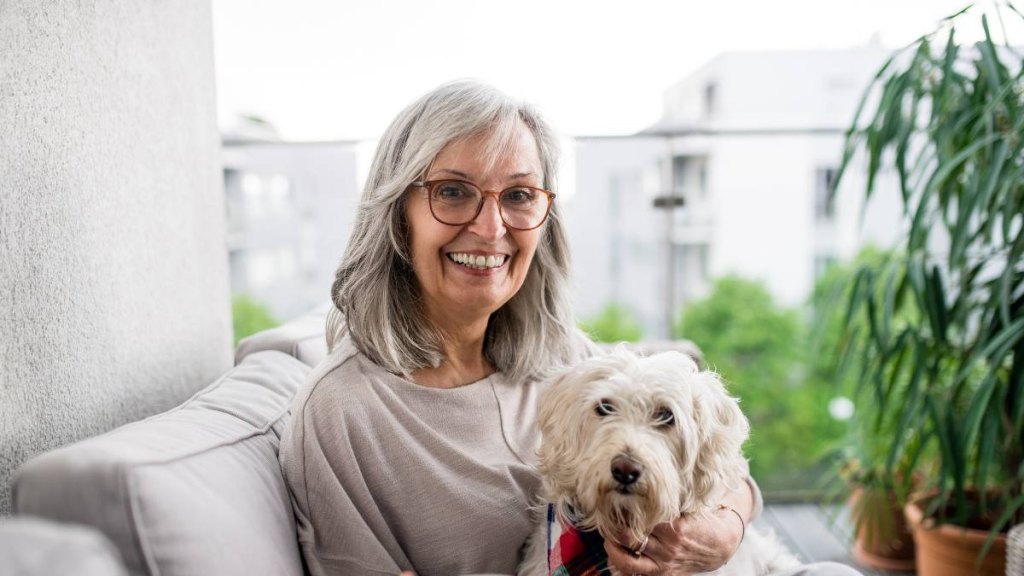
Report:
435,183,471,201
502,188,535,205
654,408,675,427
595,399,616,417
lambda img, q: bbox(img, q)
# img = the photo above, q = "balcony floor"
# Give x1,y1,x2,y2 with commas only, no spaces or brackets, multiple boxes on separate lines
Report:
759,504,914,576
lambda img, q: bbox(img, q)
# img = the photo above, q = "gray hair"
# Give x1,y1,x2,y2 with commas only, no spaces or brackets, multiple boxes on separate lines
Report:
327,80,576,382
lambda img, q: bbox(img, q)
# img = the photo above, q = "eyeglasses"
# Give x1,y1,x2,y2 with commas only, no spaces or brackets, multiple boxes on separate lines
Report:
410,179,556,231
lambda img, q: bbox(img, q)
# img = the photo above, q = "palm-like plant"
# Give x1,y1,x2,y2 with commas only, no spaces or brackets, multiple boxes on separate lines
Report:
835,0,1024,542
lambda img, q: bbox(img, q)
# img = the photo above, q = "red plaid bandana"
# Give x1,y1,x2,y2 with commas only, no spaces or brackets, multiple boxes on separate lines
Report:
547,505,609,576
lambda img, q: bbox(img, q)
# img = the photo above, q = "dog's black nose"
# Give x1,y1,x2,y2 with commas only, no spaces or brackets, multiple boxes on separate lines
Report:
611,455,643,486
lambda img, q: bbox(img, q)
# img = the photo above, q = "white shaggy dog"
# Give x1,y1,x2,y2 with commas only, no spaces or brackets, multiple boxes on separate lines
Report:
519,348,799,576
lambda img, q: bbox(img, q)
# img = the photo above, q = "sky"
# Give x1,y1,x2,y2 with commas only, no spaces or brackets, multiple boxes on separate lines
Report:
211,0,1017,141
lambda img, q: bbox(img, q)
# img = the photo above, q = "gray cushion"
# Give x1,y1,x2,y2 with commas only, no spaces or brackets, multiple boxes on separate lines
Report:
11,351,310,576
0,517,127,576
234,303,330,367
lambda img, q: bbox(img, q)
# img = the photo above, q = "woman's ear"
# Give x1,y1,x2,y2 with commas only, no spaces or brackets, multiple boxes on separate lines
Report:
689,370,750,504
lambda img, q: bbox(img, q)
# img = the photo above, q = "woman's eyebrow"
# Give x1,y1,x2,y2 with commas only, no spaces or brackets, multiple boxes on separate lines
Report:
431,168,538,182
434,168,473,179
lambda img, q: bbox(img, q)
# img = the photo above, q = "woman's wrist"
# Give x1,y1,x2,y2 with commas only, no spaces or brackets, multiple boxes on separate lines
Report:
720,479,756,524
716,504,746,544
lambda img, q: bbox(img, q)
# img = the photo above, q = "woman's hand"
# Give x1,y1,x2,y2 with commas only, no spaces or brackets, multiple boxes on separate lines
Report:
604,506,744,576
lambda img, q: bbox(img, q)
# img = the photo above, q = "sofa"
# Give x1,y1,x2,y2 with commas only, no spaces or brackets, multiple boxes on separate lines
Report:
8,304,330,575
6,304,701,575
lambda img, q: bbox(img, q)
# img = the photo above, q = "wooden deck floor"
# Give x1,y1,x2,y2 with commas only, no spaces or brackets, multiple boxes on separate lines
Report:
759,504,914,575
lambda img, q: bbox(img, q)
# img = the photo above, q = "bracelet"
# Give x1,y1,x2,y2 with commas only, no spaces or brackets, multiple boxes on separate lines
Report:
717,504,746,543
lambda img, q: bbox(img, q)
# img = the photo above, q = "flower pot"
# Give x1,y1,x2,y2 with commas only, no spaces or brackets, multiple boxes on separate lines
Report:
904,497,1007,576
848,486,916,571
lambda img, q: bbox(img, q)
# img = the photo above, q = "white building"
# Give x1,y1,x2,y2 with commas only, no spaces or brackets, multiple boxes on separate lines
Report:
222,126,362,322
565,48,904,338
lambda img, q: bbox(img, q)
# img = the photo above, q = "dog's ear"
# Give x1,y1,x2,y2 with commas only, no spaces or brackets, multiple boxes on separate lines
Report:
535,364,597,507
689,370,750,505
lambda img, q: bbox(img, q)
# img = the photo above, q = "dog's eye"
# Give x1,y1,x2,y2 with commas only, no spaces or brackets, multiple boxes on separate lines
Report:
595,399,616,417
654,408,675,427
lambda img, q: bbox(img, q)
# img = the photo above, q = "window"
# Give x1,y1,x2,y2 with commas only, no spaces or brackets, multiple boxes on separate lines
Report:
674,243,710,309
246,248,296,289
239,172,292,219
672,156,687,195
699,163,708,199
815,167,838,221
814,254,837,281
703,82,716,119
672,156,708,199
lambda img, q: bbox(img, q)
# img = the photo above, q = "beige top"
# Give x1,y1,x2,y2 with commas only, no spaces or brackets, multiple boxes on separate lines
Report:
280,337,546,576
279,336,763,576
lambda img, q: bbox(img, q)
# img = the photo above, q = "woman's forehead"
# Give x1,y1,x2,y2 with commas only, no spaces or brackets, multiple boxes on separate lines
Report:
428,122,542,182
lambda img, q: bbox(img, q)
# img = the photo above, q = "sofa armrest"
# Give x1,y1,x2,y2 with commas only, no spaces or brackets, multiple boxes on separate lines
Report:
0,517,127,576
12,351,310,576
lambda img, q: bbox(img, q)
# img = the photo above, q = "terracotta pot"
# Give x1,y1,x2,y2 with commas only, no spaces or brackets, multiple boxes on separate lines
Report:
904,497,1007,576
848,486,916,571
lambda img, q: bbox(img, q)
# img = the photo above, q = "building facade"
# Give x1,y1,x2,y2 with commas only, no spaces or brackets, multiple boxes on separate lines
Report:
222,134,362,322
565,48,904,338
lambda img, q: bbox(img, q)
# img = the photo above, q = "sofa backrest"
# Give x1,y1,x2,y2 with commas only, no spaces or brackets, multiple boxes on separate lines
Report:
234,303,330,367
12,351,310,576
231,303,706,370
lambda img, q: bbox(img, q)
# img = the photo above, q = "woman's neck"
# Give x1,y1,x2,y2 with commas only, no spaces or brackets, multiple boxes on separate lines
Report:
409,314,494,389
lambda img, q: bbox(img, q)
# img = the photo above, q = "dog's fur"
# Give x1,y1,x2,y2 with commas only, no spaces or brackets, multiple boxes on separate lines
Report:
518,348,799,576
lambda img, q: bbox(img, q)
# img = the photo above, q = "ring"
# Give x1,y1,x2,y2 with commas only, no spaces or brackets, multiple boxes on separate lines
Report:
632,534,649,557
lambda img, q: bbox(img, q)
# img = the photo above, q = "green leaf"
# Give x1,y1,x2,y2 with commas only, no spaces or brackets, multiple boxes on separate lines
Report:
978,16,1010,102
961,371,997,456
973,408,998,503
929,265,949,344
941,3,975,21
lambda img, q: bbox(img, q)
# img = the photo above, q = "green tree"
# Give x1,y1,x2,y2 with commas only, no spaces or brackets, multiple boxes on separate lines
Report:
676,276,845,493
232,294,279,346
580,303,643,343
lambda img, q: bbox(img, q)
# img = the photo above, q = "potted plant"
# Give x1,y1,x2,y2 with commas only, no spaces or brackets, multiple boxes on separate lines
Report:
833,396,919,571
813,252,918,571
834,3,1023,574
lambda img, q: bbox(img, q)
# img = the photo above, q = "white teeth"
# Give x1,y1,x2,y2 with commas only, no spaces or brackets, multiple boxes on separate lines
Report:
448,253,506,269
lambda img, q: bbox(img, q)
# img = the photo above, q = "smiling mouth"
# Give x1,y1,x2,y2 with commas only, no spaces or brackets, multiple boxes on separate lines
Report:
446,252,507,270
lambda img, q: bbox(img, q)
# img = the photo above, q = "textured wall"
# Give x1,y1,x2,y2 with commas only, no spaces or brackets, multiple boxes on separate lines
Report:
0,0,232,514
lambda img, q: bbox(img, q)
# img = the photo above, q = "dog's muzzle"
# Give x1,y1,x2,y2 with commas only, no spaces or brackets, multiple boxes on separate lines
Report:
611,454,644,491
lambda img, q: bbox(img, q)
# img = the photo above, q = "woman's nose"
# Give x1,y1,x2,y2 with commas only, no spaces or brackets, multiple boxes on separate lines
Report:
467,196,506,240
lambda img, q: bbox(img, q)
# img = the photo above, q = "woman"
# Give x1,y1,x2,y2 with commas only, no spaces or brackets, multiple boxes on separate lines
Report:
279,81,853,576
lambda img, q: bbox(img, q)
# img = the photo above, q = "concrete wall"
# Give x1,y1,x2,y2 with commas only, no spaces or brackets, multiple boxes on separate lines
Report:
0,0,232,514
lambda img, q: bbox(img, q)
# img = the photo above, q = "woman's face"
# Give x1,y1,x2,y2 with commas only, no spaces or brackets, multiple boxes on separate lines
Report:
405,121,546,330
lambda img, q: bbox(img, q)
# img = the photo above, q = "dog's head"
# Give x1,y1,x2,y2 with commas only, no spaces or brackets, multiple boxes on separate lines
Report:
536,347,750,543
